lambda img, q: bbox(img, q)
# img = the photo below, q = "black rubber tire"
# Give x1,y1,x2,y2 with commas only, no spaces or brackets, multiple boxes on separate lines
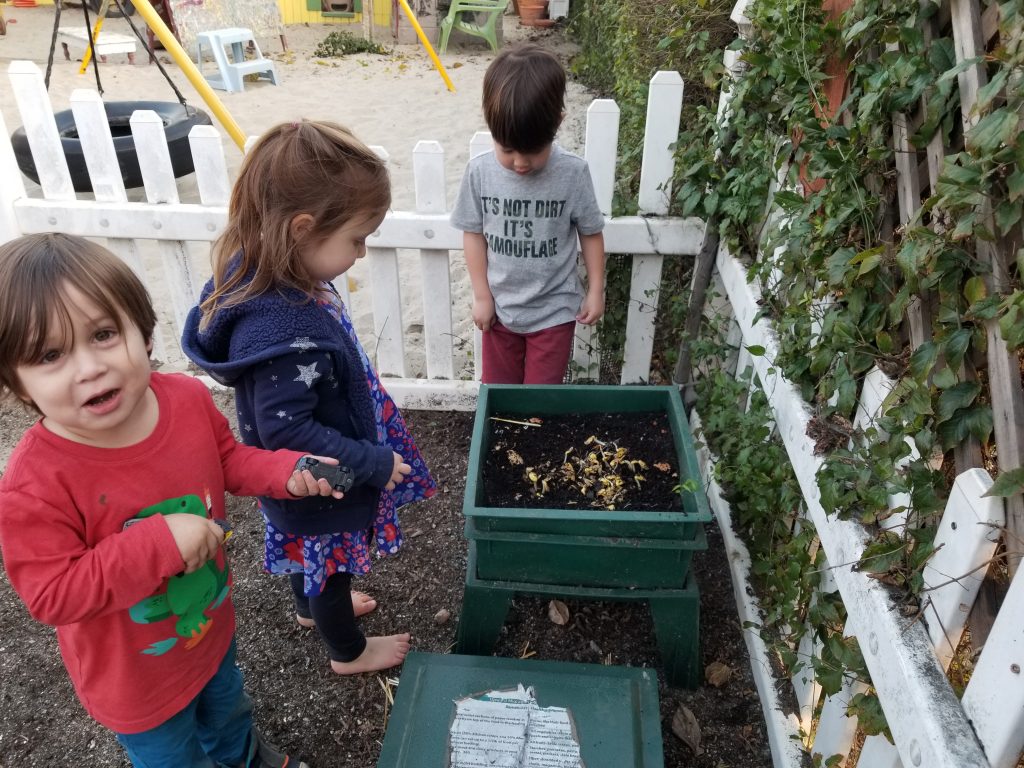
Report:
11,102,213,193
86,0,136,18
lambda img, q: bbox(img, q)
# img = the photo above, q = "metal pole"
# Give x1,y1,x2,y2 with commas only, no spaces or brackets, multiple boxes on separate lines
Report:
396,0,454,92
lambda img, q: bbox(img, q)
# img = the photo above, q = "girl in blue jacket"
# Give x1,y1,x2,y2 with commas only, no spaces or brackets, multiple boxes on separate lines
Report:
183,120,435,675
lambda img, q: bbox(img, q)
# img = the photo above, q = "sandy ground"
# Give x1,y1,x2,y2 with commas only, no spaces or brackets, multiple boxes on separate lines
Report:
0,9,595,376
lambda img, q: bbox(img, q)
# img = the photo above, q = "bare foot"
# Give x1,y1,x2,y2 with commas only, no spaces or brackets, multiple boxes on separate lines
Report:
295,591,377,628
330,634,411,675
352,590,378,618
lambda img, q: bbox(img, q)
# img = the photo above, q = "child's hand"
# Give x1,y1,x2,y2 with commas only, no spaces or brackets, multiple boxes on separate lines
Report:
164,514,225,574
472,295,496,331
385,451,413,491
289,455,347,499
576,289,605,325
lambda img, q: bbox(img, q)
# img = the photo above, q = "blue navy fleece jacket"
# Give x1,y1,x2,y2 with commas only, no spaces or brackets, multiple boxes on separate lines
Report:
181,280,395,536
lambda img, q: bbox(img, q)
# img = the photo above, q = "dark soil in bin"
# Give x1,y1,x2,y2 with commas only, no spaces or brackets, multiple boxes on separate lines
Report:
484,412,684,511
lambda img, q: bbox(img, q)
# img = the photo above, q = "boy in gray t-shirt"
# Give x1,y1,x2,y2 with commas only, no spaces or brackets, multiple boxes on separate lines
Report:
451,43,606,385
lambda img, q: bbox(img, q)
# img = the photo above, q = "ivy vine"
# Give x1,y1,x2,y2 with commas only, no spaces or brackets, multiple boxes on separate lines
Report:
570,0,1022,749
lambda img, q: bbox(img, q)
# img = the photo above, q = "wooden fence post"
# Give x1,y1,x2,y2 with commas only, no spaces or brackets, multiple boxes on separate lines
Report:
622,71,684,384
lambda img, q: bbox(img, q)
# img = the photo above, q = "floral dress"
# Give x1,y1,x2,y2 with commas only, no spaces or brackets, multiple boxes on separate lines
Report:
261,287,436,596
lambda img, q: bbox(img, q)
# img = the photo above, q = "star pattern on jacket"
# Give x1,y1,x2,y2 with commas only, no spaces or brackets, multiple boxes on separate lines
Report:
294,362,321,388
291,336,318,351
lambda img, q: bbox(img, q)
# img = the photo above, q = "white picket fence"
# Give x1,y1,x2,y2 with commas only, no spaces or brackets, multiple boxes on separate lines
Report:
0,60,705,409
691,1,1024,767
704,250,1019,768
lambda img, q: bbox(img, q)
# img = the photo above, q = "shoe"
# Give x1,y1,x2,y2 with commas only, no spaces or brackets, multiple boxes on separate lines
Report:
247,728,312,768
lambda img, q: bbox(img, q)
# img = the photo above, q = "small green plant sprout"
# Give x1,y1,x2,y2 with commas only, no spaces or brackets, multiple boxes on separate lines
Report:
673,478,699,495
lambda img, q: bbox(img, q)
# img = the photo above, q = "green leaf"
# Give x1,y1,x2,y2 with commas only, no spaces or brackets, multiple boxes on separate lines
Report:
975,70,1009,110
964,276,987,304
907,385,934,416
937,159,982,188
996,200,1023,235
844,14,878,42
849,693,889,738
952,212,977,240
937,56,985,84
966,109,1020,153
963,406,993,444
942,327,972,372
1008,170,1024,202
984,467,1024,498
896,238,929,278
860,532,904,573
937,381,981,421
969,296,1001,320
932,367,957,389
773,190,806,211
827,248,857,286
909,342,938,380
747,344,766,356
704,190,720,216
852,245,885,276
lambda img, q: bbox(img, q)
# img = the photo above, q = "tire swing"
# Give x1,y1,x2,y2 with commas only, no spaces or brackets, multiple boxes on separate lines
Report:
11,0,212,193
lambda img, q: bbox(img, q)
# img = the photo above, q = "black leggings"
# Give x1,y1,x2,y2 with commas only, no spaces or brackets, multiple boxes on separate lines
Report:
290,572,368,663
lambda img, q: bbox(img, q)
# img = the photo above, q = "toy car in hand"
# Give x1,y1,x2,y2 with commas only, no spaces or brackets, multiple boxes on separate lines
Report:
295,456,355,493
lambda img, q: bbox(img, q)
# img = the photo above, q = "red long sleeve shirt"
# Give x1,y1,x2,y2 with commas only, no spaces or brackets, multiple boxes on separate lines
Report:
0,373,304,734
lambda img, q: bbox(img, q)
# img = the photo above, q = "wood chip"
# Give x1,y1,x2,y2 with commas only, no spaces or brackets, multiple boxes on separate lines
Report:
705,661,734,687
547,599,570,626
433,608,450,625
671,705,703,755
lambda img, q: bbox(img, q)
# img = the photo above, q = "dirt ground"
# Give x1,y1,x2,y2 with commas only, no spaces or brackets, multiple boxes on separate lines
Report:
0,387,774,767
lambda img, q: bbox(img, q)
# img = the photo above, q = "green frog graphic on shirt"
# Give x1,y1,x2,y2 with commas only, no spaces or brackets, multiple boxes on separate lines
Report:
127,494,230,656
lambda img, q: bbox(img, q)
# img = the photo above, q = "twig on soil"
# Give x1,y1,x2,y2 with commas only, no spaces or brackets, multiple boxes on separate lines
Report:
489,417,541,428
377,675,397,729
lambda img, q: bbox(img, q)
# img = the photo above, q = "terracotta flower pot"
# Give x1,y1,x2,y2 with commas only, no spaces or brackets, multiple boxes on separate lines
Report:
518,0,554,27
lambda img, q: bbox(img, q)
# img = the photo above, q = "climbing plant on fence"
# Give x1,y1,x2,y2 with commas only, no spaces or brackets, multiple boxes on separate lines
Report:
569,0,735,375
572,0,1024,744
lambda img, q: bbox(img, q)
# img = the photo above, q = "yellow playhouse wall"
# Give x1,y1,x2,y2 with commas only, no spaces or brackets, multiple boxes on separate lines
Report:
276,0,389,27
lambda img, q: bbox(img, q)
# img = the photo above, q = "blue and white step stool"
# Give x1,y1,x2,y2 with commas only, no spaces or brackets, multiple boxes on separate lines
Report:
195,28,279,93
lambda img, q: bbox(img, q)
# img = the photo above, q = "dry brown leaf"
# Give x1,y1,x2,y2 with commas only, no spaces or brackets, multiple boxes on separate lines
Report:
653,462,671,472
547,599,570,626
433,608,450,626
705,661,734,687
671,705,703,755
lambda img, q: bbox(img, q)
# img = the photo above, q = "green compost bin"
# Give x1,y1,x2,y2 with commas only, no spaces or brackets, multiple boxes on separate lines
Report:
463,384,711,587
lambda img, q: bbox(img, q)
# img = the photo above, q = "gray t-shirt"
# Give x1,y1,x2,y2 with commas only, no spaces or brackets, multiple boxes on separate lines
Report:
451,145,605,334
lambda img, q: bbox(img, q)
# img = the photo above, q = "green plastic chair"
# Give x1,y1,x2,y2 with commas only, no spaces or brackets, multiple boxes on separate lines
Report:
437,0,510,54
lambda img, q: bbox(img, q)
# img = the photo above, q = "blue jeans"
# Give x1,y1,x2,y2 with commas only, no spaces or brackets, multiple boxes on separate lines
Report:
115,640,253,768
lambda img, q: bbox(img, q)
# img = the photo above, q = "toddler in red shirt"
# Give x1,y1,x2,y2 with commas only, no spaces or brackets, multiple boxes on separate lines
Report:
0,233,344,768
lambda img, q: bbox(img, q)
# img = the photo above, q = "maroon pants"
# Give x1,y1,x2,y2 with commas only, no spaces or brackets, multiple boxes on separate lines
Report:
482,320,575,384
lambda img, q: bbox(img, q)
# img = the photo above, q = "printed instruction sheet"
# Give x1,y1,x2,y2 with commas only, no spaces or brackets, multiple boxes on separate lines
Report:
448,684,584,768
